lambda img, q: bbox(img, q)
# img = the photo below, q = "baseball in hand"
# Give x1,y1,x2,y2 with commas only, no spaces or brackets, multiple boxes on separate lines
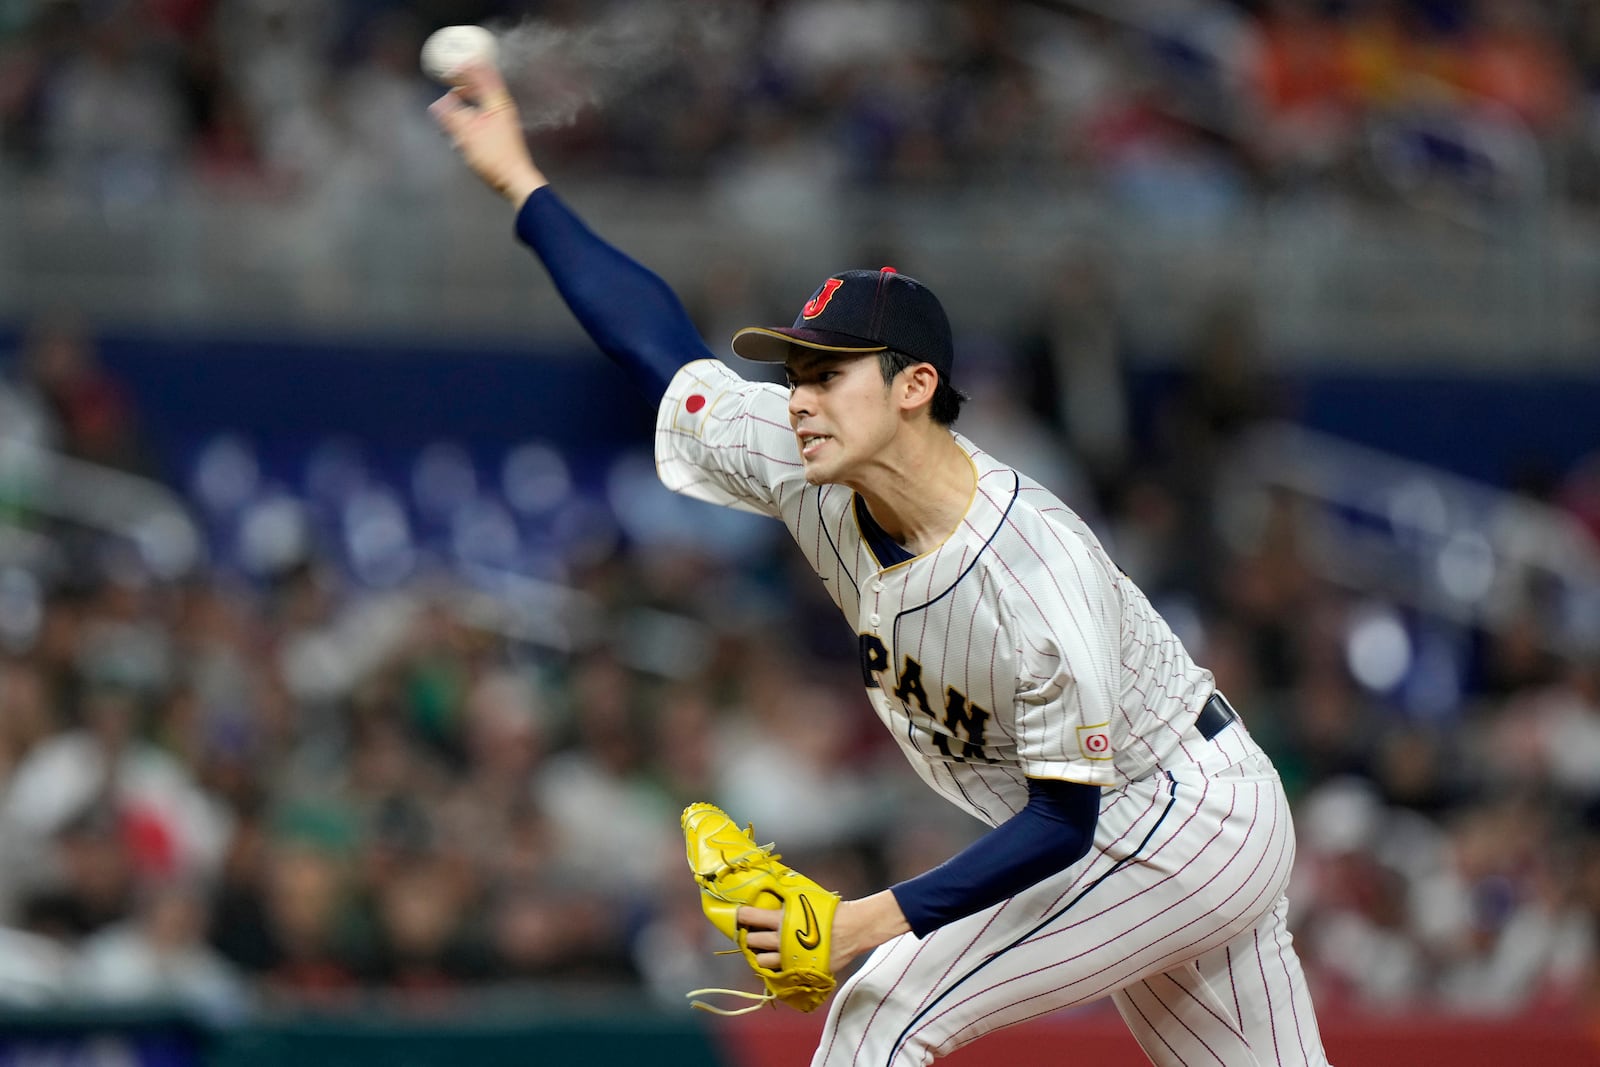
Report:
420,25,498,83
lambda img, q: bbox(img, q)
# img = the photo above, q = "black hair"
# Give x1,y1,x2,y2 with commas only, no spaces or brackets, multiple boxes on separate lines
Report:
877,350,965,426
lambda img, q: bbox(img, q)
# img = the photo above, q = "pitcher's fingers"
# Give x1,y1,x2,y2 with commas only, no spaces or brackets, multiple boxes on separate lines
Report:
429,88,471,135
744,930,780,952
453,60,512,108
737,906,781,931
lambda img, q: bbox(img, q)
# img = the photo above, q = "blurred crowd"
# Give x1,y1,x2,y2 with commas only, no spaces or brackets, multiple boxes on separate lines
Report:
2,0,1600,1033
1,291,1599,1027
3,0,1600,219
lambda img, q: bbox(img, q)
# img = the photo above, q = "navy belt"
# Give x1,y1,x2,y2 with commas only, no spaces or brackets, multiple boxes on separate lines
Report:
1196,692,1238,741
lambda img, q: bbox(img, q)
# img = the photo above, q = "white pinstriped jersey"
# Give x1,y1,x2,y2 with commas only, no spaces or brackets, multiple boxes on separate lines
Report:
655,359,1217,827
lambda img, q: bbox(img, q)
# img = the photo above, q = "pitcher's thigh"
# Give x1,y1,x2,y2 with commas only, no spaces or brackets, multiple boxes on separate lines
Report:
812,778,1296,1067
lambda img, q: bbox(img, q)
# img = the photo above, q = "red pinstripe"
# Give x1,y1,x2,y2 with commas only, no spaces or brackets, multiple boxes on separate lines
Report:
1165,971,1250,1044
1272,897,1310,1064
1227,945,1244,1038
1124,988,1200,1066
906,776,1291,1054
939,781,1236,1012
1138,976,1225,1066
832,891,1014,1066
1255,927,1280,1063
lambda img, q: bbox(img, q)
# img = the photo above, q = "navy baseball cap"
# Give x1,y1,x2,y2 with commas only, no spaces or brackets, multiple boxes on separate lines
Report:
731,267,954,379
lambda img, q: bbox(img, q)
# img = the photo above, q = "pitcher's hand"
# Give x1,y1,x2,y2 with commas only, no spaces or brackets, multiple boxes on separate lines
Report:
430,61,546,206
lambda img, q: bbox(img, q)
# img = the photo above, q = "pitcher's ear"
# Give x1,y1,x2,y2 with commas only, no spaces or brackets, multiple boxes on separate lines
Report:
897,362,940,413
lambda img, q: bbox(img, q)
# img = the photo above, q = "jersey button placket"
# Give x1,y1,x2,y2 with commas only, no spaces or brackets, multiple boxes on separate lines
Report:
868,576,884,629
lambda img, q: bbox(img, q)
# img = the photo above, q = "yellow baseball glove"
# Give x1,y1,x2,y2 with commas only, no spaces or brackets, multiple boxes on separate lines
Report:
681,802,840,1015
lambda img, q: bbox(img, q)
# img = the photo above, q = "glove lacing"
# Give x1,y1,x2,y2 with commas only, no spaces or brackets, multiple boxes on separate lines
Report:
694,838,780,898
688,834,784,1013
686,985,777,1015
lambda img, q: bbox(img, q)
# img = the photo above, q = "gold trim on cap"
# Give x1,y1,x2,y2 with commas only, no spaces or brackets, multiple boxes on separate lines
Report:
731,326,888,363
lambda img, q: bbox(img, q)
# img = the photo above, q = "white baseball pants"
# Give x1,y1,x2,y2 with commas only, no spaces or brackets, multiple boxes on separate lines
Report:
814,722,1331,1067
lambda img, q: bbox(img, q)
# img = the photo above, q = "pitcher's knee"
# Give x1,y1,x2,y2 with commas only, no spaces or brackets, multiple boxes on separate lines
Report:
813,972,934,1067
815,1019,940,1067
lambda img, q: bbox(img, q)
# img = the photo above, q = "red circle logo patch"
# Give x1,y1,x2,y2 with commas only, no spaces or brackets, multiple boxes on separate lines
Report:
685,394,706,413
1085,733,1109,753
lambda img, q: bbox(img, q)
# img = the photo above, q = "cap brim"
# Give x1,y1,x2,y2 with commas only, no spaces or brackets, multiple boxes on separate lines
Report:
730,326,888,364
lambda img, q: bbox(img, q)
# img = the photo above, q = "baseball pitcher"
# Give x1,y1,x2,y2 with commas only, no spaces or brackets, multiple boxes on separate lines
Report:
432,60,1332,1067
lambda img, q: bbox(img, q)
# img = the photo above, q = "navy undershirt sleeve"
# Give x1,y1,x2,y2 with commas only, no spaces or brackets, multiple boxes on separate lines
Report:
514,187,715,402
890,778,1100,938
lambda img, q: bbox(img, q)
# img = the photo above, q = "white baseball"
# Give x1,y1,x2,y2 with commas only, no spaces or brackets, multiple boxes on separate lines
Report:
420,25,498,83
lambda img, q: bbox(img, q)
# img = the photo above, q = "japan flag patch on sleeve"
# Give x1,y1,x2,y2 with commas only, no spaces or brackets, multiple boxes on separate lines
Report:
1076,723,1113,761
671,384,723,438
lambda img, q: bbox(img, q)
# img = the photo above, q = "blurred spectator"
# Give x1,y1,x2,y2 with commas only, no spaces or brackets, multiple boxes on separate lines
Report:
771,0,934,90
366,855,481,994
0,922,73,1006
78,570,173,695
955,336,1101,520
4,684,232,887
1412,799,1587,1014
1011,251,1130,503
73,878,250,1022
16,314,146,473
1372,721,1464,818
1099,106,1253,232
0,350,56,451
1557,449,1600,548
41,6,187,213
629,884,748,1009
713,666,880,852
339,10,452,201
207,802,274,972
456,668,552,812
1104,473,1193,604
20,804,137,943
1575,844,1600,1014
646,681,719,808
534,652,675,894
0,658,53,787
1304,845,1428,1011
254,842,367,1003
1485,655,1600,803
1456,0,1575,134
1249,0,1359,181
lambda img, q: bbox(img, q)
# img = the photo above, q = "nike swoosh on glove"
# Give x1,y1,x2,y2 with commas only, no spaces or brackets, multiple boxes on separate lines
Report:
680,802,841,1014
